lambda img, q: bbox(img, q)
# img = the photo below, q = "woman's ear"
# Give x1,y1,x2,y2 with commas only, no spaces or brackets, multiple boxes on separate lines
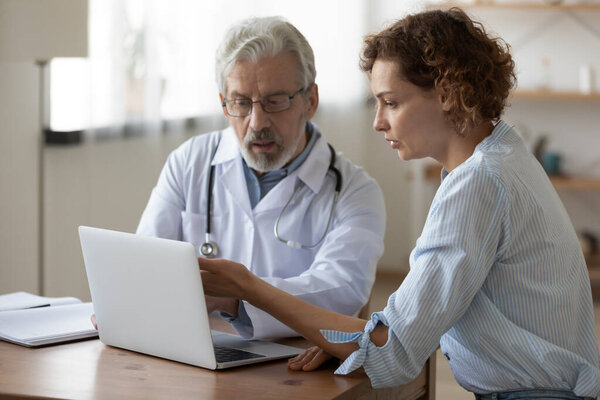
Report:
437,80,452,112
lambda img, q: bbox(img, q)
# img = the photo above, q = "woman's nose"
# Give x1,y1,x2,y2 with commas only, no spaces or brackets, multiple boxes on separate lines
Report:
372,108,388,133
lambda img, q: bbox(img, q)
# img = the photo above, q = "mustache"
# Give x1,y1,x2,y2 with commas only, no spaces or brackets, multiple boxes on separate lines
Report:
244,129,283,146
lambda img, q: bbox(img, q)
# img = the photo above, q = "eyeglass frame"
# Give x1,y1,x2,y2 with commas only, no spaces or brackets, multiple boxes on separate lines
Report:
221,87,306,117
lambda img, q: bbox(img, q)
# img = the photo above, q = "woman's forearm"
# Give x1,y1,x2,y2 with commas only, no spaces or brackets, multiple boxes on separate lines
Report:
245,276,389,359
198,257,390,358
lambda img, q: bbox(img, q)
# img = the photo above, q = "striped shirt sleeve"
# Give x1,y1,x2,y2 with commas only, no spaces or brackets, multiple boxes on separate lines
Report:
323,165,508,388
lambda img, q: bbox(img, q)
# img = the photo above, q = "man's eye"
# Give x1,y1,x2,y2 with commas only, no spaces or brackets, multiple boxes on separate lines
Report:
266,96,286,106
235,99,251,107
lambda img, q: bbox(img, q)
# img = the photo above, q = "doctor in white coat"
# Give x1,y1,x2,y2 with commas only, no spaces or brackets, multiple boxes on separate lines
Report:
136,16,386,340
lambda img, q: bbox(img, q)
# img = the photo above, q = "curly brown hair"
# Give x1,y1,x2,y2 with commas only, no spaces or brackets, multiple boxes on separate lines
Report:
360,8,516,135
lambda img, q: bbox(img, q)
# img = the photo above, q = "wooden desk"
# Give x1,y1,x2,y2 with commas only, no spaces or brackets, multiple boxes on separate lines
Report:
0,318,435,400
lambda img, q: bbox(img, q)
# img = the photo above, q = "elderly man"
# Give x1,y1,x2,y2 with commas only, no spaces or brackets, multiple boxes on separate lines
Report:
135,16,386,340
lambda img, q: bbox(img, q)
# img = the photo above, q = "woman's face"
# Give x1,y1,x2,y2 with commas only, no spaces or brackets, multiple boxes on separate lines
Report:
371,59,451,161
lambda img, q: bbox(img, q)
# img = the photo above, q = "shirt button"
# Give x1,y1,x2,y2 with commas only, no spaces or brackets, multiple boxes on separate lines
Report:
444,353,450,361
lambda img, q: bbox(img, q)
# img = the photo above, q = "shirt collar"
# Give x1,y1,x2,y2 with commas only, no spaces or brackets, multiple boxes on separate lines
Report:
212,122,330,194
293,123,332,194
441,120,511,182
476,120,511,150
282,121,320,176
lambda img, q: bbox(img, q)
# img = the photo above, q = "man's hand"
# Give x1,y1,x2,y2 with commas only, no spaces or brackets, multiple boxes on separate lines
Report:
198,257,256,300
287,346,334,371
205,295,239,317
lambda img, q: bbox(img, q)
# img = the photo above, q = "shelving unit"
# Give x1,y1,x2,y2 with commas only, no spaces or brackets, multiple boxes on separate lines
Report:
511,90,600,100
589,264,600,282
428,1,600,52
429,2,600,10
425,162,600,191
549,176,600,191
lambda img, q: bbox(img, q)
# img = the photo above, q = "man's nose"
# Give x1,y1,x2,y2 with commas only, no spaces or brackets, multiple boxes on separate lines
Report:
249,102,270,131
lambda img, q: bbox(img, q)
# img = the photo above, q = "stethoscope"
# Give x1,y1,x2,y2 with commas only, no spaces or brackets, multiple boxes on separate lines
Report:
199,140,342,258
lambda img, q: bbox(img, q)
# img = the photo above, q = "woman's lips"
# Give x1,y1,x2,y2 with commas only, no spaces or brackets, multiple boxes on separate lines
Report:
387,140,399,149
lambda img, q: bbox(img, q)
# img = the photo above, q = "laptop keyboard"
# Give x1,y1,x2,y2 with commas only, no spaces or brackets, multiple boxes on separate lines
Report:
214,345,266,363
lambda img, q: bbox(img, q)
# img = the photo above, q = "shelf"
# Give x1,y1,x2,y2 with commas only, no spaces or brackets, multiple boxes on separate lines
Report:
589,266,600,282
511,90,600,100
425,163,600,191
549,176,600,190
425,163,443,181
428,2,600,10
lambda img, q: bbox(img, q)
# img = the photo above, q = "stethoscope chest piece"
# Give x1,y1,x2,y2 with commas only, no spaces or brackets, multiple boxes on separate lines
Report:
200,240,218,258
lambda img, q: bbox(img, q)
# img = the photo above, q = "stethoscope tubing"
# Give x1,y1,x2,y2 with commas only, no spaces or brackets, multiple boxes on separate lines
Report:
200,137,341,257
273,143,341,249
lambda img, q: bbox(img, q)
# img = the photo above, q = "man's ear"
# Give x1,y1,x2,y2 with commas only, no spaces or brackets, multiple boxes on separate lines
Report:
305,83,319,120
219,93,228,118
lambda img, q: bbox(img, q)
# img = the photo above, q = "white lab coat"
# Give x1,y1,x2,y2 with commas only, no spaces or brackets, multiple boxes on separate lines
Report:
137,124,386,339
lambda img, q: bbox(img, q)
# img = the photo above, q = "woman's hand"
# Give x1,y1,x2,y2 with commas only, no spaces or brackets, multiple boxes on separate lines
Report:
198,257,256,300
287,346,334,371
90,313,98,330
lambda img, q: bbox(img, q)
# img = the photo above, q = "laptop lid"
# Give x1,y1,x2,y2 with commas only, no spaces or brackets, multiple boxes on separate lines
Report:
78,226,302,369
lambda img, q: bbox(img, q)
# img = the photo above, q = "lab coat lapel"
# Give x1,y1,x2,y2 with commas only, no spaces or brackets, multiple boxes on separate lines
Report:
212,127,253,220
252,175,297,214
252,135,330,215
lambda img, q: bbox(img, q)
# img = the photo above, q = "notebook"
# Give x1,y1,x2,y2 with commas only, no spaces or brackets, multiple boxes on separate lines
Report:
78,225,303,369
0,292,97,347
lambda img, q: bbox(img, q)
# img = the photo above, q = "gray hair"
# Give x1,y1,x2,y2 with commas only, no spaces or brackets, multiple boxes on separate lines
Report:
215,16,316,95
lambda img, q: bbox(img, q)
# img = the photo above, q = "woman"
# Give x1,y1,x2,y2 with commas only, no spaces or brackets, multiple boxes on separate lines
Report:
199,8,600,399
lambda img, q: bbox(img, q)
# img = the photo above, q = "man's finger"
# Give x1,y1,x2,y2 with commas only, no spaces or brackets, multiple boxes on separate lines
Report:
197,257,219,271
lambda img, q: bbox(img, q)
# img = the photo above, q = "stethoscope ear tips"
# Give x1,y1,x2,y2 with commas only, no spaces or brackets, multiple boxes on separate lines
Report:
200,242,218,258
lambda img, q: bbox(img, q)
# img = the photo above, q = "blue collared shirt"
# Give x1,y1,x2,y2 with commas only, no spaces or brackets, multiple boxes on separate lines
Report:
242,122,320,209
322,121,600,397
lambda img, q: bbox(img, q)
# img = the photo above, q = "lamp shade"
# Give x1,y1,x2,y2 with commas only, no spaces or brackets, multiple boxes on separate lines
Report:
0,0,88,61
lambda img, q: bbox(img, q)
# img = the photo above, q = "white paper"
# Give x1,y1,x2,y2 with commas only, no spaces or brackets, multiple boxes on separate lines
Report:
0,291,81,312
0,302,98,346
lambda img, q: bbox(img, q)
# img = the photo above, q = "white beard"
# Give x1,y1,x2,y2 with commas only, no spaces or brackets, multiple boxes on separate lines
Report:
240,127,304,172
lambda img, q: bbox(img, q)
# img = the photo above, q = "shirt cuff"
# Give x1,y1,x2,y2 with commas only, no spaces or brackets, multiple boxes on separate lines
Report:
320,312,384,374
321,312,400,388
220,301,254,339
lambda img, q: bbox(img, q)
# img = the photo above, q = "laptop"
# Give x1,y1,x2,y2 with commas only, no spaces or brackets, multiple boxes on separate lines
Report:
78,225,303,369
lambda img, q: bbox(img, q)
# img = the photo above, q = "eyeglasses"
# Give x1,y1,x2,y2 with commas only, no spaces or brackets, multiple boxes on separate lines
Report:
222,88,305,117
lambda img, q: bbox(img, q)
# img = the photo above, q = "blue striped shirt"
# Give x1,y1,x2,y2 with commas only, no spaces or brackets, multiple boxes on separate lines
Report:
322,121,600,397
